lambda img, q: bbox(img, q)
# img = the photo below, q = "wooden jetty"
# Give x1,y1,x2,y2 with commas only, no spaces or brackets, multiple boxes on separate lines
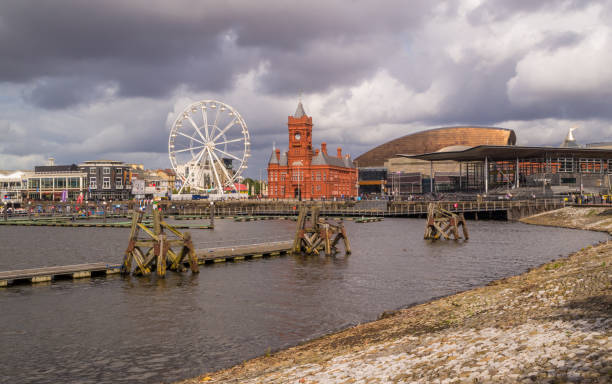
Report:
0,241,293,287
0,262,122,286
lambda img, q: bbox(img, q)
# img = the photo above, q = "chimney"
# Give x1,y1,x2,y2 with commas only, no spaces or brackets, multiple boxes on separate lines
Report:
315,149,320,155
321,142,327,155
275,148,280,162
337,147,342,158
47,157,55,166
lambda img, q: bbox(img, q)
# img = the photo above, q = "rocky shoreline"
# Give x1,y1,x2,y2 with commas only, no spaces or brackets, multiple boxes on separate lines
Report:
179,208,611,384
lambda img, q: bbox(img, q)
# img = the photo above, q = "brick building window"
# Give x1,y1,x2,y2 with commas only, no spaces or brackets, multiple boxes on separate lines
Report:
103,177,111,189
103,167,110,174
90,177,97,189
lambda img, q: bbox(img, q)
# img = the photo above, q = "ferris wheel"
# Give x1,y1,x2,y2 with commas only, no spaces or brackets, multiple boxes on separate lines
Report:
168,100,250,194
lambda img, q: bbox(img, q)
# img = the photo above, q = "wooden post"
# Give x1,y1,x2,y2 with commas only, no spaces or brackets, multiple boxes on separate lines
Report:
210,202,215,228
341,224,351,254
157,234,167,277
293,207,307,253
184,232,199,273
324,223,331,255
460,214,469,240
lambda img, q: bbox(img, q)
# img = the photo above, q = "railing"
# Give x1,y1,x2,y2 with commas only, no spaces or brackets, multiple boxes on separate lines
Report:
201,199,565,218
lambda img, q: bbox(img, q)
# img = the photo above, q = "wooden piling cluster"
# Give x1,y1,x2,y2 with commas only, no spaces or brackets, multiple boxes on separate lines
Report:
424,203,469,241
121,210,199,277
292,206,351,256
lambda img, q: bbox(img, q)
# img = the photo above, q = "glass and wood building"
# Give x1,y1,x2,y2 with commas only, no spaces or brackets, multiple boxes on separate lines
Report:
403,145,612,195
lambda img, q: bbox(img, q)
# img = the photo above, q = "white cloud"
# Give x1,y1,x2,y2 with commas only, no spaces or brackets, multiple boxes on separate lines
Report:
508,25,612,105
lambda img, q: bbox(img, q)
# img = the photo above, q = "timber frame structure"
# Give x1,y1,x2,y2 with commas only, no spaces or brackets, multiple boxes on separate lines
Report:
424,203,469,241
292,206,351,255
122,210,199,277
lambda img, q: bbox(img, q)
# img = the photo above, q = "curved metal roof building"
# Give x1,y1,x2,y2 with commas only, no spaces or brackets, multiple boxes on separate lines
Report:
354,126,516,167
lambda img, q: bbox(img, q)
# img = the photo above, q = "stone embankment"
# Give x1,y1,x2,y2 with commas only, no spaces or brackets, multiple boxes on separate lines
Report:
520,206,612,234
180,208,611,384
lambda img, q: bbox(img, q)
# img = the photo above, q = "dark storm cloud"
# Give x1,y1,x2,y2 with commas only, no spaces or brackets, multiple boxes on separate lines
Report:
22,77,115,110
0,0,433,108
2,0,612,172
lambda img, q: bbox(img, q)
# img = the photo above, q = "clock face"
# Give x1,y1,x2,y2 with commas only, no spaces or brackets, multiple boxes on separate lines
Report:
294,133,301,140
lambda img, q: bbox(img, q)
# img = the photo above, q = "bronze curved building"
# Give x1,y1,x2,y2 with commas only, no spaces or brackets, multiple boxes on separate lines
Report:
355,126,516,167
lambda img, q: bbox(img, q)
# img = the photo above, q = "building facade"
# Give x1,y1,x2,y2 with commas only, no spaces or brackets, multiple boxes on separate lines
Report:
79,160,131,200
0,171,27,204
26,164,87,201
267,103,357,199
131,169,175,199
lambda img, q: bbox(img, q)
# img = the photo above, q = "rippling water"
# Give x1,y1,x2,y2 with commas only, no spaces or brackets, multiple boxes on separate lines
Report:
0,218,607,383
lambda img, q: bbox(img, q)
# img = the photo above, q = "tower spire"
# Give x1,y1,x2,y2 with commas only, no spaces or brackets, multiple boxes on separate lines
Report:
294,101,306,118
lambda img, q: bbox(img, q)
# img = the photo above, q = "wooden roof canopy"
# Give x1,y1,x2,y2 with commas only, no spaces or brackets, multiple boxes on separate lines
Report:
355,126,516,167
400,145,612,162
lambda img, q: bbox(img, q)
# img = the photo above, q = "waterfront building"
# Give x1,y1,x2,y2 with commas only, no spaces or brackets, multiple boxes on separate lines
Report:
78,160,131,201
405,145,612,195
0,171,27,204
355,126,516,195
131,169,175,199
24,162,87,201
267,103,358,199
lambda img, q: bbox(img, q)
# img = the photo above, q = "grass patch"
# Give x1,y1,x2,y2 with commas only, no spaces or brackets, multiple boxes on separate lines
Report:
545,262,565,270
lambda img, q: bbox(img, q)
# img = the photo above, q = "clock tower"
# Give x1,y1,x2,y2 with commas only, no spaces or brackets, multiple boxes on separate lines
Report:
287,101,313,166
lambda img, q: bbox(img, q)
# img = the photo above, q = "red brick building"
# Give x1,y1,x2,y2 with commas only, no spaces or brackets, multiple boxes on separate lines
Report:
267,103,357,199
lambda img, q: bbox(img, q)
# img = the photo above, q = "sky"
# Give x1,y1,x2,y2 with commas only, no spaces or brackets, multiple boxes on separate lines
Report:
1,0,612,178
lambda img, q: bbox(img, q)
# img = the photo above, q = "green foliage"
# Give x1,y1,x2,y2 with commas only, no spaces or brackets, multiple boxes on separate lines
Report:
545,262,565,270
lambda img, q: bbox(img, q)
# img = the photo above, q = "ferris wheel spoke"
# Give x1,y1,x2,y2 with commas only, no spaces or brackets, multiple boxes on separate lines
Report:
206,148,224,194
194,146,207,165
173,145,205,154
201,106,210,141
210,148,234,185
176,131,205,145
212,105,221,132
215,137,244,146
186,116,207,143
212,118,237,142
214,147,242,162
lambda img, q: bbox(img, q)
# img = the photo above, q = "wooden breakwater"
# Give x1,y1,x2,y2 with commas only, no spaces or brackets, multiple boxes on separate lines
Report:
0,240,293,287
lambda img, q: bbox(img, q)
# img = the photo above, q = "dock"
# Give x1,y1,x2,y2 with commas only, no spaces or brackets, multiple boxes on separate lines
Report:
0,220,213,229
0,240,293,287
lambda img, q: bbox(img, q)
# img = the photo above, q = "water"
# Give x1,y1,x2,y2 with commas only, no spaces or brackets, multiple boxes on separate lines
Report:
0,219,607,383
